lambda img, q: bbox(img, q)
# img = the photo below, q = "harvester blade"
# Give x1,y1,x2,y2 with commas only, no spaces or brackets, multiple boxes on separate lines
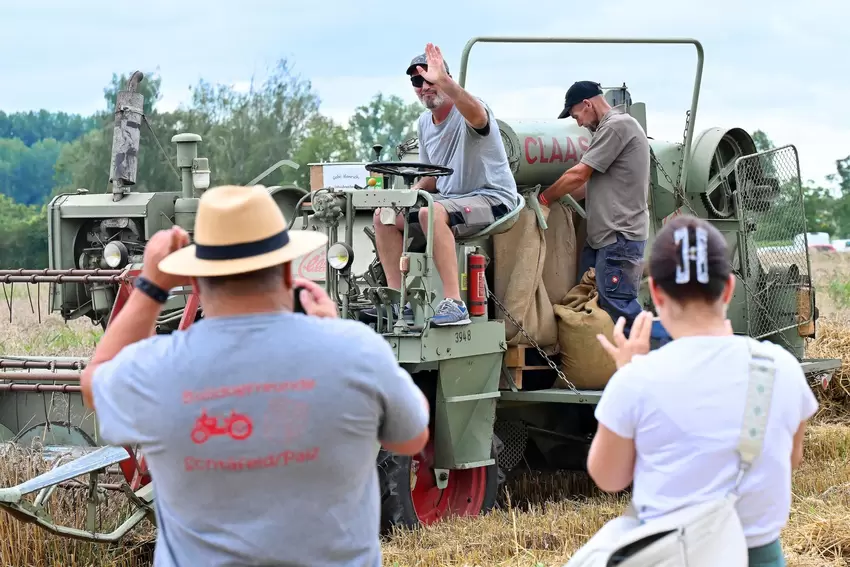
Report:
0,445,131,501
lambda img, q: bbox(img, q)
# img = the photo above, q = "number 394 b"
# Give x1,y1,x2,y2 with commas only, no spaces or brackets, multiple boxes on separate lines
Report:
455,329,471,343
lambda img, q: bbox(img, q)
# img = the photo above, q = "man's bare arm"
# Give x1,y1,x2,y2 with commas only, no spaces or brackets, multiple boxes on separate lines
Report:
412,176,437,192
573,183,587,201
437,78,488,130
80,292,161,409
381,389,430,456
540,163,593,205
418,43,488,130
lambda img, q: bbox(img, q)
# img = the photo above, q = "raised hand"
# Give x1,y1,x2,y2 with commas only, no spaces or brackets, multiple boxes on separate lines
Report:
143,227,191,290
596,310,653,369
416,43,449,86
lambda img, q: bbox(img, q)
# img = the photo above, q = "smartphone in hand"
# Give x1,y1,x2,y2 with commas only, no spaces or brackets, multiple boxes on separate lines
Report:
293,286,307,314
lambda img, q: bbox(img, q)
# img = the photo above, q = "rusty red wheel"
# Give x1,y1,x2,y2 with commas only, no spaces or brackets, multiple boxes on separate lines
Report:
377,436,502,532
410,440,488,524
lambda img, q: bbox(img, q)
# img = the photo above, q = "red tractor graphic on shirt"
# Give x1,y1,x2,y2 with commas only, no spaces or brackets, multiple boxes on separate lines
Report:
191,409,253,444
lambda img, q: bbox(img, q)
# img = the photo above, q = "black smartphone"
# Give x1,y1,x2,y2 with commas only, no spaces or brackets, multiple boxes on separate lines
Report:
293,286,307,314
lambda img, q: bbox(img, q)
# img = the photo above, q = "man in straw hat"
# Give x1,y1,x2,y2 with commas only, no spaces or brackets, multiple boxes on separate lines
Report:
80,184,431,566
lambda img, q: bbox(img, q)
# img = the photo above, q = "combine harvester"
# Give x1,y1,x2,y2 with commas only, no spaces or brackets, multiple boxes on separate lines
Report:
0,36,840,543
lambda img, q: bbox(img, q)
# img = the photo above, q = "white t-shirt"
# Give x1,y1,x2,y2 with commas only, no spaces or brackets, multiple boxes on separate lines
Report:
594,334,818,548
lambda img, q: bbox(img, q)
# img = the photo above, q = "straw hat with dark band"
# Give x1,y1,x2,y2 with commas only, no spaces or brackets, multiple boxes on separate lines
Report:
158,184,328,277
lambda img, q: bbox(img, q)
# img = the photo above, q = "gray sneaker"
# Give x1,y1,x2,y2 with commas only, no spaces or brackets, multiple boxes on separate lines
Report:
430,298,471,326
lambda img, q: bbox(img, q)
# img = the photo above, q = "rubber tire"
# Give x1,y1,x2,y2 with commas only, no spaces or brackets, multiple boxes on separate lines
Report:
377,435,504,533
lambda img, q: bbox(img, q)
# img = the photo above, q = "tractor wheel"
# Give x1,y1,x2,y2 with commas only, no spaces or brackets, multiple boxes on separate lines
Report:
378,435,503,532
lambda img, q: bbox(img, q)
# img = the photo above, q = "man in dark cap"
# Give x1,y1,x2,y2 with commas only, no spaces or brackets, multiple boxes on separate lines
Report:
538,80,650,336
369,42,520,327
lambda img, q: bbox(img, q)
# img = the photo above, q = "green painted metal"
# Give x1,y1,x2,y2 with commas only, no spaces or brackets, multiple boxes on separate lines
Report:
387,322,507,364
495,118,593,187
499,388,603,405
433,353,502,469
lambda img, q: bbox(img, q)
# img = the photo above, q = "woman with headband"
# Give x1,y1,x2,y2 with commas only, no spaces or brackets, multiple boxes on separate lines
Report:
581,215,817,566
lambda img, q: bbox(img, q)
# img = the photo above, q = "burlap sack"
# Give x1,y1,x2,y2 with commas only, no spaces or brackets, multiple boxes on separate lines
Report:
542,201,578,306
552,268,618,390
492,201,558,348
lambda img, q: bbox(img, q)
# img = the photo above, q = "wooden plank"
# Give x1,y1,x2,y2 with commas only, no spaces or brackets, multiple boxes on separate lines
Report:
309,165,324,191
505,345,525,367
501,345,553,390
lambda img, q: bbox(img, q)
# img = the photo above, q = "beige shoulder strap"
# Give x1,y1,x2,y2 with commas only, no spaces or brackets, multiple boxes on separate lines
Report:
733,338,777,492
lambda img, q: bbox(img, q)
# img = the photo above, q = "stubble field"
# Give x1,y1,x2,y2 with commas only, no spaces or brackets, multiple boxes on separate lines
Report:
1,252,850,566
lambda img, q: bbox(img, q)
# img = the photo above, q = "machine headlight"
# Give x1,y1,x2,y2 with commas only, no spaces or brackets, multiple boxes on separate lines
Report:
103,241,129,269
192,157,211,190
327,242,354,272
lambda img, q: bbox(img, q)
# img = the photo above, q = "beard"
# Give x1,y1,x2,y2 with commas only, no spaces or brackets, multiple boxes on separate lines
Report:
419,91,444,110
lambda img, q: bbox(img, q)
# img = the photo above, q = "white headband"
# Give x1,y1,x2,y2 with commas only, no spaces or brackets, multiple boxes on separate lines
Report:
673,226,709,284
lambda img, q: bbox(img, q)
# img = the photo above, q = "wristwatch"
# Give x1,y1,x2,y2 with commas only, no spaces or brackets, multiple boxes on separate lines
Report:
134,276,169,304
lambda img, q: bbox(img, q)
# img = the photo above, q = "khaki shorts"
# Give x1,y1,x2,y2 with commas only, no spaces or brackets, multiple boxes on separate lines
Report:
406,193,511,244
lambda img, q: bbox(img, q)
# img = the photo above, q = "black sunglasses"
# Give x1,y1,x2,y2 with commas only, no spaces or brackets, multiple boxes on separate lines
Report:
410,75,432,88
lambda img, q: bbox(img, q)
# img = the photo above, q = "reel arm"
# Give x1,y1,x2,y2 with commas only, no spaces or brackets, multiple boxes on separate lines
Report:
0,445,154,543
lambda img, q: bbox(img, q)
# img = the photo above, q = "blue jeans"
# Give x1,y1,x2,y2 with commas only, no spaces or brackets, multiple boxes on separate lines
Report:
578,233,645,336
748,539,785,566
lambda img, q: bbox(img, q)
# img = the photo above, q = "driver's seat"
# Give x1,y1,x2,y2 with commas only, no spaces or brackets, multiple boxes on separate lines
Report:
456,196,525,243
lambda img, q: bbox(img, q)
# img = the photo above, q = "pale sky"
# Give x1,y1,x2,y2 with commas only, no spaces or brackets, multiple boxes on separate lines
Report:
0,0,845,187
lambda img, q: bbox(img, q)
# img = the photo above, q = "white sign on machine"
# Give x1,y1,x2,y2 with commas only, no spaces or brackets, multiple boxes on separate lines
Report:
322,163,369,189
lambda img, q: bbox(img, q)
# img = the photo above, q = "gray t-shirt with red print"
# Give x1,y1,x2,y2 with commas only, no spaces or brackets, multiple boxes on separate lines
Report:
91,311,429,567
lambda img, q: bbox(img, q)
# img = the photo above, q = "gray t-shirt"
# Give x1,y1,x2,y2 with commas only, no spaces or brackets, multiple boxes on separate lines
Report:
580,107,650,248
418,99,520,210
91,311,429,567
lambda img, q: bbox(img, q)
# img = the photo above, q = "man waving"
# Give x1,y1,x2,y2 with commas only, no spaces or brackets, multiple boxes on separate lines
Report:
369,43,521,327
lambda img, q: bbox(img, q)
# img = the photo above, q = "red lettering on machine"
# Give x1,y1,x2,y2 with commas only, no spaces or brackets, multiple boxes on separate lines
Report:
524,136,591,164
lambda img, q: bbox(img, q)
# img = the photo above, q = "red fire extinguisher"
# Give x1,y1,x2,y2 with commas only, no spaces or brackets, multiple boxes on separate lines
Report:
467,252,487,317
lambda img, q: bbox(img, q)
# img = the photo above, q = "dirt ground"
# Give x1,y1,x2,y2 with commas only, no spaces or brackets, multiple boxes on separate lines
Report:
0,250,848,566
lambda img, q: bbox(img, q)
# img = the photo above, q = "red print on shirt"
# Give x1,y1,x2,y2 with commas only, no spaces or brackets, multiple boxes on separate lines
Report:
191,409,254,444
261,395,310,442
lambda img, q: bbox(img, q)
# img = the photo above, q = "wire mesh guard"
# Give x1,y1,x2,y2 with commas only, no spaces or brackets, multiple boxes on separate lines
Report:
735,145,813,339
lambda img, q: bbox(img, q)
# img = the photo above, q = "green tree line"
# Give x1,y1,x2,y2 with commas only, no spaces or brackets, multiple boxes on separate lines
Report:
0,59,847,270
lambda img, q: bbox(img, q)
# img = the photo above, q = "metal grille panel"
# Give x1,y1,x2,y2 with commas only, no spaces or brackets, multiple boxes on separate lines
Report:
493,419,527,472
735,145,812,339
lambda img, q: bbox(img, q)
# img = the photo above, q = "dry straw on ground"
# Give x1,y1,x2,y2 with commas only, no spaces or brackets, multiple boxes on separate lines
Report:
0,250,847,566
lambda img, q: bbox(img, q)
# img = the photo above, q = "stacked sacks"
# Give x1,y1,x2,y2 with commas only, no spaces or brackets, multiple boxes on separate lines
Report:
552,267,618,390
492,194,618,391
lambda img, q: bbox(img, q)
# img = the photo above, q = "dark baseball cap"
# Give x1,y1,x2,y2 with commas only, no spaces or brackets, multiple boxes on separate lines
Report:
558,81,603,119
405,53,450,76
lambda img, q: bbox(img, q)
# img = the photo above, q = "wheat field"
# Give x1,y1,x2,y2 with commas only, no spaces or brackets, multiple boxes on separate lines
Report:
0,252,849,566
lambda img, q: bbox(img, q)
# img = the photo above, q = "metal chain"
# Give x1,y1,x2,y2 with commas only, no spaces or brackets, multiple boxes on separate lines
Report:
483,282,580,395
650,113,699,220
678,110,690,188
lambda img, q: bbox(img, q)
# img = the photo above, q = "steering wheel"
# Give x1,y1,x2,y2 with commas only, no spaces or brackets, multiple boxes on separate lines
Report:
365,161,453,187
